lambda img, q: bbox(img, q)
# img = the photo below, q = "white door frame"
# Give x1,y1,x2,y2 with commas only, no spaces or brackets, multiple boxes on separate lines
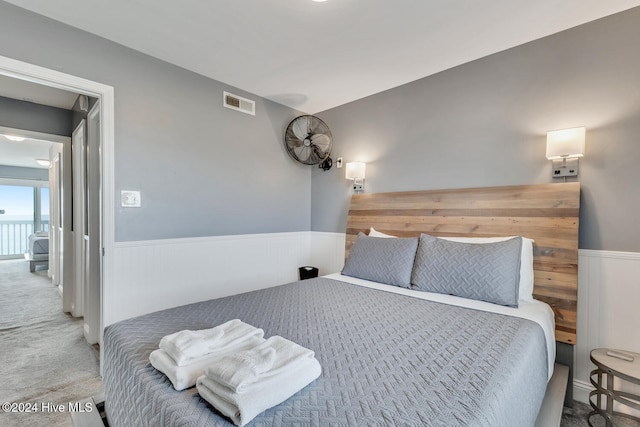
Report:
71,119,86,317
49,143,64,287
0,55,115,358
84,102,102,345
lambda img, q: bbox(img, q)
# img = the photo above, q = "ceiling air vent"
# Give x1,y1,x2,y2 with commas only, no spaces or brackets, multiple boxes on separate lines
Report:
223,91,255,116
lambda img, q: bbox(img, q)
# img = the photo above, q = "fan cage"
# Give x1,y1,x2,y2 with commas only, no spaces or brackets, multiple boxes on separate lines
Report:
284,115,333,166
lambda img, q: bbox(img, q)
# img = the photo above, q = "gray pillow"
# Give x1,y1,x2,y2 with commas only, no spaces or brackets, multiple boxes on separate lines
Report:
342,233,419,288
411,234,522,307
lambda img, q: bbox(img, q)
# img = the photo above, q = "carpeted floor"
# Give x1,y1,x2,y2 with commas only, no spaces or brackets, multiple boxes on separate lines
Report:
0,259,102,427
562,400,600,426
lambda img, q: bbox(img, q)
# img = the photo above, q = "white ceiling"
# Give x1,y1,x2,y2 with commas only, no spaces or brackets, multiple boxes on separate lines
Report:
0,74,78,110
4,1,640,114
0,134,56,169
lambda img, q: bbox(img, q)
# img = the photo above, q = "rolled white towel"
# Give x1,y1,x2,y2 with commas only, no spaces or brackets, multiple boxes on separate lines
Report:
149,334,266,391
204,335,316,393
196,354,321,427
159,319,264,366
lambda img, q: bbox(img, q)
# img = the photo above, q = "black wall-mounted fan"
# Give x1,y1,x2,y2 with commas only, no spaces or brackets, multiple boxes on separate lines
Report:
284,115,333,166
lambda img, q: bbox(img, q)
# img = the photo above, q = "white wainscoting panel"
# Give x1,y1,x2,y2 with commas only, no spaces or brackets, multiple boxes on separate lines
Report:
310,232,346,276
574,249,640,405
105,232,312,326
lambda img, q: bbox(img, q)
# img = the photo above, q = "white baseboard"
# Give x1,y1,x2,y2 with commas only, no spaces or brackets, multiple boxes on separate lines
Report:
573,379,592,405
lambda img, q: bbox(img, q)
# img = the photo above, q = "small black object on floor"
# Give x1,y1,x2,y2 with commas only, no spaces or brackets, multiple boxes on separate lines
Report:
299,266,319,280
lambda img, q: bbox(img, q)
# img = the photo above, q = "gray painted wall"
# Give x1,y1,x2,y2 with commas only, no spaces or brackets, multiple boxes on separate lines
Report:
0,2,310,241
3,2,638,250
313,7,640,252
0,95,72,136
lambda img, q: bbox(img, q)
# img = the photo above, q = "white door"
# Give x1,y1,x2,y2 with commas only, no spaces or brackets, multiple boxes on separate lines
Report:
61,138,73,313
48,146,63,288
71,120,86,317
84,103,101,344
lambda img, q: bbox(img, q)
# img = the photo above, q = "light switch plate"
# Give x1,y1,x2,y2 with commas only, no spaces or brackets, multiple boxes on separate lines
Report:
121,190,141,207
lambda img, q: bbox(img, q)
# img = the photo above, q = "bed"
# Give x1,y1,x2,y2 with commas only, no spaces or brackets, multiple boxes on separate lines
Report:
103,183,580,427
24,231,49,272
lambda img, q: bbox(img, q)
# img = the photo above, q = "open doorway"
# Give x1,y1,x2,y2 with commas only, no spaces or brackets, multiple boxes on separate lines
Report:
0,126,67,270
0,54,115,365
0,94,102,342
0,167,59,268
0,113,103,421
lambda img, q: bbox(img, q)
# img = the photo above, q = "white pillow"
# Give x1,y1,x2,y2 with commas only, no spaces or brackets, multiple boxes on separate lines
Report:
368,227,396,238
438,236,535,302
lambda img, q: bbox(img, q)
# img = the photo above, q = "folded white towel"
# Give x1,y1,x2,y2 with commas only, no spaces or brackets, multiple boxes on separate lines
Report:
197,354,321,426
149,335,266,391
203,345,276,393
159,319,264,366
204,335,316,393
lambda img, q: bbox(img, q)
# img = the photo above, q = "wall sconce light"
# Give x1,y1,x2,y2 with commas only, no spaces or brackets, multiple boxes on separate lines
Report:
345,162,366,193
546,127,585,179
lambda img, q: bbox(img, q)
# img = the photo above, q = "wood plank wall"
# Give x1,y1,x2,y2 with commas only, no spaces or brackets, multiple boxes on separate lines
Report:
345,182,580,345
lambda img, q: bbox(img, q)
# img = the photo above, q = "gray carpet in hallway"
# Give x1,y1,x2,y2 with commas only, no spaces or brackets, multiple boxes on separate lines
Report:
0,259,102,427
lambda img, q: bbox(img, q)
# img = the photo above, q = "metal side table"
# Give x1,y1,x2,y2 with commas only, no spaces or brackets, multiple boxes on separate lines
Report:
589,348,640,427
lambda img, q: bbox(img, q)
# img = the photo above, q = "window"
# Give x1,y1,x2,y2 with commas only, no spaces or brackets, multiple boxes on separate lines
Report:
0,184,49,257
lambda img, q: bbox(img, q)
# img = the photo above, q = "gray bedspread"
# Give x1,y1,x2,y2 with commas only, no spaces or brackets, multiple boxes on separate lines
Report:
104,277,548,427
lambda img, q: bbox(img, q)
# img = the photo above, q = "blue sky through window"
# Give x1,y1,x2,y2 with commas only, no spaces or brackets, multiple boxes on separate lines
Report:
0,185,35,221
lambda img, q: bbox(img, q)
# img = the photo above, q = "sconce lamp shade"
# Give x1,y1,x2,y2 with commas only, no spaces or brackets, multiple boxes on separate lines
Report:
546,127,585,160
345,162,366,180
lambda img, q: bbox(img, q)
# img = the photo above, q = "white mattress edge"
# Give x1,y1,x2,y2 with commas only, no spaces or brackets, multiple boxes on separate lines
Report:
324,273,556,381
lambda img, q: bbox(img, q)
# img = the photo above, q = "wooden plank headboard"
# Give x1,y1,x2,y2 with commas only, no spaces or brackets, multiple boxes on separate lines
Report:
345,182,580,345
